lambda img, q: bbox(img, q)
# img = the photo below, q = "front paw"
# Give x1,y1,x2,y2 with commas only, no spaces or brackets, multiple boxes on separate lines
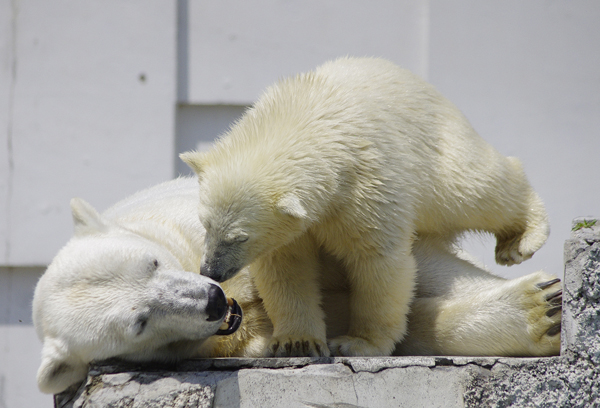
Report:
329,335,394,357
265,335,330,357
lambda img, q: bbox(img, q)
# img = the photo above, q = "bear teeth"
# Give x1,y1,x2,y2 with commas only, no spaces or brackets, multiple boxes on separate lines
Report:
215,298,243,336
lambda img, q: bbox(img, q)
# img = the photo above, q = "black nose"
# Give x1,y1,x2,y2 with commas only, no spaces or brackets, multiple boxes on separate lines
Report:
205,284,227,322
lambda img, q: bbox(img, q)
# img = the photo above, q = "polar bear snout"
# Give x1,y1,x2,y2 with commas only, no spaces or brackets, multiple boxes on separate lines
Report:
147,270,229,324
206,283,228,322
200,259,240,283
200,262,216,280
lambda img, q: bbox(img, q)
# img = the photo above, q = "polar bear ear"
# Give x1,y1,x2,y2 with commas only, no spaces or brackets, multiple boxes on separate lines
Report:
180,151,205,175
70,198,107,236
276,193,308,219
37,338,88,394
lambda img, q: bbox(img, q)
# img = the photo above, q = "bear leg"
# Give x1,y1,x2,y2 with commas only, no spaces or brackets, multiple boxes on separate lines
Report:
250,234,330,357
397,270,561,356
329,249,417,356
495,190,550,266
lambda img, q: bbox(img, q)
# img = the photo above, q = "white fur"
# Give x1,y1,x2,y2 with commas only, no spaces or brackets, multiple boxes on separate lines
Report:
34,177,560,394
180,57,550,357
33,178,230,394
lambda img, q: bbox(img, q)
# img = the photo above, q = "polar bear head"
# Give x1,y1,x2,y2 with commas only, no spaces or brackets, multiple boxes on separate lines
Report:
33,199,238,394
181,151,309,283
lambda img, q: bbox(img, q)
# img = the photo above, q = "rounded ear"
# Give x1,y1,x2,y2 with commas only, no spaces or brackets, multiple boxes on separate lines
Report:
70,198,107,236
37,338,88,394
179,151,205,175
276,193,307,219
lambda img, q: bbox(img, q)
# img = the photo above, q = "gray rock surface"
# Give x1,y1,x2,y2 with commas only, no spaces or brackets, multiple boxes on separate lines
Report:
55,218,600,408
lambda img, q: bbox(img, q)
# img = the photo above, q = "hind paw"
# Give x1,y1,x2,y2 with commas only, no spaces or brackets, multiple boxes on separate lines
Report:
519,274,562,354
496,235,527,265
495,232,544,266
328,335,394,357
535,278,562,338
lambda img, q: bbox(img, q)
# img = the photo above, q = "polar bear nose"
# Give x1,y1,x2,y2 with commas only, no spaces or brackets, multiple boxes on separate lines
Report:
206,284,228,322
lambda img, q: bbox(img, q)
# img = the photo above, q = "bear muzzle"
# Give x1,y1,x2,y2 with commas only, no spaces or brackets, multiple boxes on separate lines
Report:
200,262,241,283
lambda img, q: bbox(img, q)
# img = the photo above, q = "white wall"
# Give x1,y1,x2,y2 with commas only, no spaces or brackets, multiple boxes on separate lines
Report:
182,0,429,104
1,1,177,406
1,1,599,407
427,0,600,279
2,0,177,266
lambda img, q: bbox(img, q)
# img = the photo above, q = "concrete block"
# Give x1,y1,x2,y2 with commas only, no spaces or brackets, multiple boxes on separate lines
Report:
562,217,600,361
55,219,600,408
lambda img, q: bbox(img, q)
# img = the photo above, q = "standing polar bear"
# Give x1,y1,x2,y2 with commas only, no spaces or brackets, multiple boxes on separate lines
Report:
181,57,550,357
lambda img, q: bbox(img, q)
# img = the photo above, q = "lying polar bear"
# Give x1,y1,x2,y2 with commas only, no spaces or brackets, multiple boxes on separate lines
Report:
33,177,561,394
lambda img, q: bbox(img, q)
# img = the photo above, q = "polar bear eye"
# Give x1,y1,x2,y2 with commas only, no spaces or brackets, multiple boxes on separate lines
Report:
134,315,149,336
234,233,249,243
146,259,159,273
226,232,249,243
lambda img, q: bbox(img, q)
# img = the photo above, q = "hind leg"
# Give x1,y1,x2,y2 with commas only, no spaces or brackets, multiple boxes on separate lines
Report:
495,190,550,265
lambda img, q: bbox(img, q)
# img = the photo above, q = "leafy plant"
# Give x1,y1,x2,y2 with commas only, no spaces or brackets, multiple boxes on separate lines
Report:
572,219,598,231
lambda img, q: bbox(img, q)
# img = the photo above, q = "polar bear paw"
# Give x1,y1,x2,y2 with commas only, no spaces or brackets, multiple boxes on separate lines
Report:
531,277,562,337
495,235,527,265
328,335,394,357
495,231,544,266
265,335,330,357
517,273,562,355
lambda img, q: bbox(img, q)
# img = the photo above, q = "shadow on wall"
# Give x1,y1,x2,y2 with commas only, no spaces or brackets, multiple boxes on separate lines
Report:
175,105,248,177
0,267,45,325
0,267,54,408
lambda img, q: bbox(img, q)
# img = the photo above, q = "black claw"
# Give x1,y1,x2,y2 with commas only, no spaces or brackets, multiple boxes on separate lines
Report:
545,290,563,303
546,323,561,337
269,341,279,356
302,340,310,355
537,278,561,290
546,305,562,317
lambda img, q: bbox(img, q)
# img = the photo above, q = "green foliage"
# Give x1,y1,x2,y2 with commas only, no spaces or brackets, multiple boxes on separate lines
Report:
572,219,598,231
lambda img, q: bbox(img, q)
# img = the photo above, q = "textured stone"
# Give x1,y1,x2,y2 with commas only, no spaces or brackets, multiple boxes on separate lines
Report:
55,218,600,408
563,217,600,362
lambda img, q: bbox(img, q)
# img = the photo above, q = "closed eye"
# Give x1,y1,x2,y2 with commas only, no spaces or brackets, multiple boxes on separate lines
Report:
226,231,249,243
235,234,249,243
146,258,159,273
135,315,149,336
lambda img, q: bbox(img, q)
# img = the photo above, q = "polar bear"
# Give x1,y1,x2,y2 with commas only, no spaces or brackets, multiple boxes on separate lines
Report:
180,57,550,357
34,177,561,394
33,178,246,394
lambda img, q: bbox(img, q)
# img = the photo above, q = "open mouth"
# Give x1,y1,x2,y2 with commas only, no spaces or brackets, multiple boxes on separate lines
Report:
215,297,243,335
